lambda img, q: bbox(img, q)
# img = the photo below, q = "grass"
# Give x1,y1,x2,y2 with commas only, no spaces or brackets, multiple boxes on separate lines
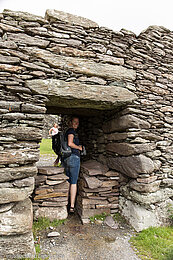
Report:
89,212,110,223
130,226,173,260
39,138,55,155
113,212,127,224
33,217,66,239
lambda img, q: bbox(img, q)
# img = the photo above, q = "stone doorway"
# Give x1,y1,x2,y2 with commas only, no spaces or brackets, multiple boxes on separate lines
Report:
32,109,123,224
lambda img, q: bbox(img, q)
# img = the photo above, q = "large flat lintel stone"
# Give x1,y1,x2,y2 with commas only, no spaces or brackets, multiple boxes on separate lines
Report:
26,79,136,110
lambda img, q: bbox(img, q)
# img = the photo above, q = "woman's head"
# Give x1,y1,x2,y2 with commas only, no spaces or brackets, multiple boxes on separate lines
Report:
70,117,79,129
54,123,58,128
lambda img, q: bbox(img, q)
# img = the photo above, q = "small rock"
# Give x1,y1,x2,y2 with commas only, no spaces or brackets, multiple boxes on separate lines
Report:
49,226,54,230
47,231,60,237
103,216,119,229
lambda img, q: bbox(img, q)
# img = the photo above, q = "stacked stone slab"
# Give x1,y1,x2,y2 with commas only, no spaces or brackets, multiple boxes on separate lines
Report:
77,160,119,223
33,166,69,220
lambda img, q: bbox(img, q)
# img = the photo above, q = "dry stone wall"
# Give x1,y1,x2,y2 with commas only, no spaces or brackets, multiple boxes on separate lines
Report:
0,8,172,258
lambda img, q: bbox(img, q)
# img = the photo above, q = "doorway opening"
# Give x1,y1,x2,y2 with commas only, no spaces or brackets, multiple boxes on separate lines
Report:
32,106,125,223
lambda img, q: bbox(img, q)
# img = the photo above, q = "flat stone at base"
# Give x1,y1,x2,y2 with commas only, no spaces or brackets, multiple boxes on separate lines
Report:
47,231,60,237
0,231,35,259
33,206,68,221
103,216,119,229
81,218,90,224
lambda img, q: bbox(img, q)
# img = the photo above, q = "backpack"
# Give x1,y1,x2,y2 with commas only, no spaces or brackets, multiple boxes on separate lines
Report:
52,131,72,158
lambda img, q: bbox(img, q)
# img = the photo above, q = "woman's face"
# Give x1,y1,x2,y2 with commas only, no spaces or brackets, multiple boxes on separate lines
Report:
72,118,79,129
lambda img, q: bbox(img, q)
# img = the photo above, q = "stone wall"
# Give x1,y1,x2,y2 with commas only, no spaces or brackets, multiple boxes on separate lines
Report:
0,8,172,258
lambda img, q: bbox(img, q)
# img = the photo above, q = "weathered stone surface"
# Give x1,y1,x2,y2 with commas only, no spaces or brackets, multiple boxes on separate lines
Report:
161,178,173,187
21,103,46,114
26,79,136,110
137,176,158,183
103,216,119,229
7,33,50,47
129,179,161,193
0,40,17,49
103,115,150,133
3,9,46,24
0,63,24,73
23,47,136,81
0,177,34,204
0,127,42,141
106,142,155,156
45,9,98,28
83,174,103,189
46,179,65,185
0,55,20,64
120,185,173,205
119,197,160,232
81,160,109,176
107,155,155,178
33,206,67,220
38,166,65,175
34,191,68,200
0,231,35,259
0,198,33,235
0,149,39,165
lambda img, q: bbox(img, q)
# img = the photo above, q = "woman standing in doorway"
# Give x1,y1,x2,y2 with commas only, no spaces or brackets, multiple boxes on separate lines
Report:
64,117,82,213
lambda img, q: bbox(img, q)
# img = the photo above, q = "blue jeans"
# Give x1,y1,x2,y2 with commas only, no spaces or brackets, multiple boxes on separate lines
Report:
63,154,80,184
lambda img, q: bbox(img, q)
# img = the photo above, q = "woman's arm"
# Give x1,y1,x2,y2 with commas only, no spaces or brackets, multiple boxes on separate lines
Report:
49,128,52,136
68,134,82,151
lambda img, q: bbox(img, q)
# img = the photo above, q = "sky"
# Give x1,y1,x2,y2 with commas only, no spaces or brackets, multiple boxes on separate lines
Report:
0,0,172,35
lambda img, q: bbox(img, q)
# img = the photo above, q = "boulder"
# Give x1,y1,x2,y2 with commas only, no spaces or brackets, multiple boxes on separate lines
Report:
119,197,160,232
107,155,155,178
0,198,33,235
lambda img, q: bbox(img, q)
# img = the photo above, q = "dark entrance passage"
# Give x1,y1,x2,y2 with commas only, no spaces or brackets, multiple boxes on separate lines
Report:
33,108,122,224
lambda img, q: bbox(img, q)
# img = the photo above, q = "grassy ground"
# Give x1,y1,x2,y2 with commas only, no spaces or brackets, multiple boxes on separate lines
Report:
130,226,173,260
39,138,55,155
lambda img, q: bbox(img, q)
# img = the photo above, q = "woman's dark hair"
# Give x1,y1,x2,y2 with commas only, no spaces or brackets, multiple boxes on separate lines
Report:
70,116,79,122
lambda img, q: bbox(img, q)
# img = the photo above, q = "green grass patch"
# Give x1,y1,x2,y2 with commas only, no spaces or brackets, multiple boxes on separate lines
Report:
130,226,173,260
39,138,55,155
89,212,110,223
113,212,127,224
33,217,66,239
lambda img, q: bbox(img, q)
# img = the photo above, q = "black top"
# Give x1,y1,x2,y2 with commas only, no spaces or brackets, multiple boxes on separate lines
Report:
65,128,80,157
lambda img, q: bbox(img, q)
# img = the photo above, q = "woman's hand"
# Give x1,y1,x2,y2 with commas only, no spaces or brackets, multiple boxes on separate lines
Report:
78,145,83,151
